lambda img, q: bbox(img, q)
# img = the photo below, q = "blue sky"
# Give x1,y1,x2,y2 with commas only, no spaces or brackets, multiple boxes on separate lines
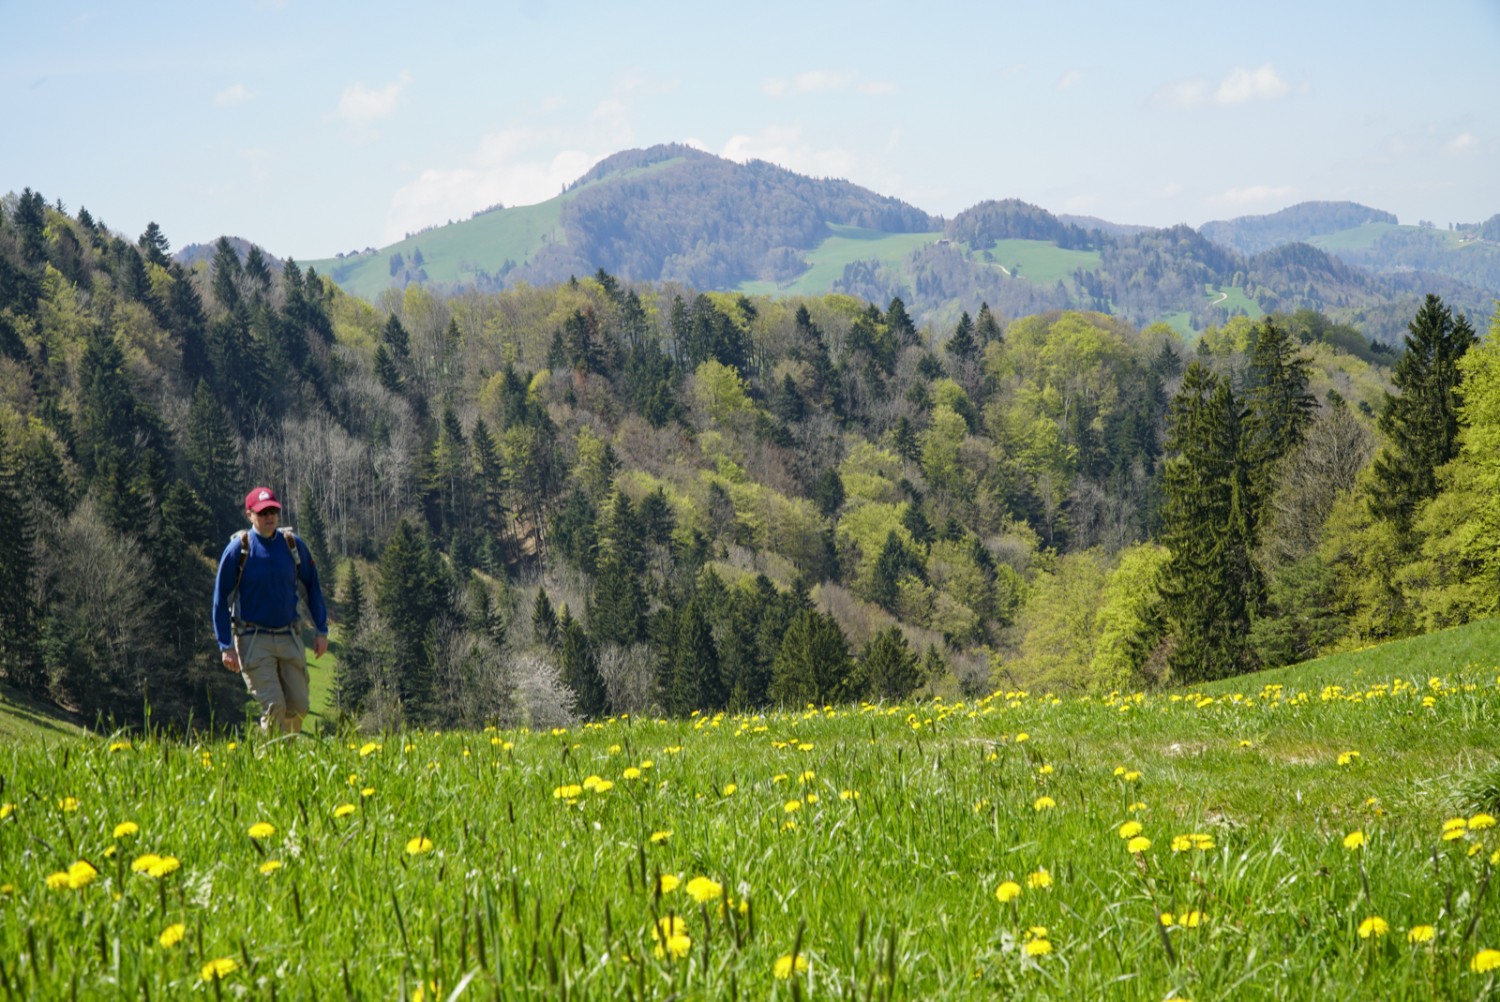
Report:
5,1,1497,262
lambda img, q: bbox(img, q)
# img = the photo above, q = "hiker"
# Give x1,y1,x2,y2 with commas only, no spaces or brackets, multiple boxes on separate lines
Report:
211,487,329,733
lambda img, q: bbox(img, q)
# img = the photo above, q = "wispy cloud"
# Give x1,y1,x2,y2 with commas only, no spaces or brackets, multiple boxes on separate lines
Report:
1211,184,1297,208
1154,64,1290,109
1056,69,1083,91
1215,64,1289,104
213,83,256,107
720,125,858,180
1444,131,1478,155
334,71,412,123
763,70,893,98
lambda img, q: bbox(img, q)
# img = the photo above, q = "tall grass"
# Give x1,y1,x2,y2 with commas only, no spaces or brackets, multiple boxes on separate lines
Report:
1,653,1498,997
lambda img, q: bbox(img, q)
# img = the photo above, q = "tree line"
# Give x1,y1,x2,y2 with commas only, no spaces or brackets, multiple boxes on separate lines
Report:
0,185,1494,732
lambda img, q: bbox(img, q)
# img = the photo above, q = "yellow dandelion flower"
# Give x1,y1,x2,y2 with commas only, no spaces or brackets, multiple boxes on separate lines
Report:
1027,868,1052,889
805,792,819,805
158,923,186,948
1171,835,1192,852
650,830,672,844
995,880,1021,903
1179,910,1204,928
1469,813,1497,831
45,871,71,890
1024,938,1053,957
1358,916,1389,939
358,742,382,756
1123,770,1142,782
406,837,435,855
147,856,180,878
1407,925,1435,943
1443,817,1468,833
361,786,376,798
772,773,789,784
109,740,132,752
773,953,809,979
1160,912,1174,926
131,853,162,874
1113,766,1126,776
657,874,681,894
1343,831,1366,850
552,784,582,800
113,821,140,839
1337,751,1360,766
58,797,79,812
1037,764,1054,775
0,803,14,820
797,743,814,751
640,759,654,769
1190,833,1215,850
1443,827,1469,842
333,803,356,818
1015,732,1029,743
782,819,798,831
247,822,276,839
722,783,738,796
592,780,614,794
798,770,816,783
1128,801,1146,812
200,957,239,981
685,876,723,903
62,860,97,889
1118,821,1143,839
623,767,642,781
784,800,803,813
258,860,283,875
1471,949,1500,973
1127,836,1152,853
1033,796,1056,812
608,744,621,755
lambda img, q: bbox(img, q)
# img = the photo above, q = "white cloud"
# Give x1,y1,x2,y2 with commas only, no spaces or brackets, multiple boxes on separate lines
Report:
858,80,898,96
1155,64,1290,109
1153,79,1209,109
213,83,256,106
1056,69,1083,91
1444,131,1478,155
1215,64,1289,104
334,71,412,123
720,126,857,180
1211,184,1297,208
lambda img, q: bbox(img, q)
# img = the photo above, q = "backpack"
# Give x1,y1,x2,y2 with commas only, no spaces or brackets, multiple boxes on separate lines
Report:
230,527,312,635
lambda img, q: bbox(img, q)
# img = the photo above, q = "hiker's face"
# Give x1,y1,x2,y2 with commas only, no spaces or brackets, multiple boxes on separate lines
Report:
249,507,280,537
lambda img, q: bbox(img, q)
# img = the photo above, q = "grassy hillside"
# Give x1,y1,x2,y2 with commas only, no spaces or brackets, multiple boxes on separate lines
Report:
738,224,941,296
0,684,89,744
305,196,570,301
2,623,1497,997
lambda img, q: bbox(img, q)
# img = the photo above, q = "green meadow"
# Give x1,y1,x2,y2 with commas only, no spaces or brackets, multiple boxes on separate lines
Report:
738,225,942,298
2,623,1499,999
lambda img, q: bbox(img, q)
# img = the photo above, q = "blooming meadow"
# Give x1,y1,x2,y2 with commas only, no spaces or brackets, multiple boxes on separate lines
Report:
1,666,1498,999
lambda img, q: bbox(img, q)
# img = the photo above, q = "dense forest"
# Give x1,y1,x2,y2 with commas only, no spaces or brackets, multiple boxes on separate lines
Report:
1,186,1497,733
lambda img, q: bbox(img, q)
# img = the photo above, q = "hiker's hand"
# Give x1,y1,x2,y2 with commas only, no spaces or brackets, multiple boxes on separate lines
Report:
312,635,329,659
221,649,241,673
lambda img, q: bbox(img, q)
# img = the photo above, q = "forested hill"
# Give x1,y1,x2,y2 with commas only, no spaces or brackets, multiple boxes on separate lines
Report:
1199,202,1400,255
299,147,1495,345
3,184,1498,738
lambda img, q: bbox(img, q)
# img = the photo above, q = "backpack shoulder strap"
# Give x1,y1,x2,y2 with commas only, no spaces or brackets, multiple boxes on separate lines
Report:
279,527,301,567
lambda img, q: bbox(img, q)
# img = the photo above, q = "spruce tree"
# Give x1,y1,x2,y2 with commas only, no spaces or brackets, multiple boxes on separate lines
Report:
666,597,720,715
1241,317,1316,540
0,445,42,693
185,381,243,538
375,519,444,718
946,311,976,362
560,615,608,718
769,610,856,706
1159,363,1254,682
863,626,921,701
532,589,560,649
298,484,330,569
1370,294,1477,539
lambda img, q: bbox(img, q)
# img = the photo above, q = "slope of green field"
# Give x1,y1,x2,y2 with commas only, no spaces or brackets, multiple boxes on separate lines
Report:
738,224,941,297
305,157,693,302
0,684,88,744
1307,222,1467,254
3,621,1498,998
976,238,1102,285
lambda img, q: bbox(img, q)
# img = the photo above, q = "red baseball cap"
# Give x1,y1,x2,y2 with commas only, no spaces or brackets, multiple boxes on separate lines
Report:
245,487,282,513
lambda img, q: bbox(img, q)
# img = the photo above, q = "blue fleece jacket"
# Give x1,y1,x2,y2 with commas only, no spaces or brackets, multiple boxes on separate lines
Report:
211,529,329,650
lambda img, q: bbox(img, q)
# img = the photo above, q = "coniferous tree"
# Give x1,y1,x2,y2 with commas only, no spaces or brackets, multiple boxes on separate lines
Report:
560,614,608,717
1241,317,1316,541
532,589,560,649
210,237,242,311
975,303,1003,346
0,445,42,693
185,381,242,538
769,609,857,706
946,311,976,362
298,484,330,569
1159,363,1254,682
1369,294,1477,539
665,596,720,715
887,296,918,348
376,519,446,718
863,626,921,701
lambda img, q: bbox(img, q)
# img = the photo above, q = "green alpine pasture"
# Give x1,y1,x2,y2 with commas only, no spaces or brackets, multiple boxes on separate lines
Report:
2,624,1499,1000
738,225,942,298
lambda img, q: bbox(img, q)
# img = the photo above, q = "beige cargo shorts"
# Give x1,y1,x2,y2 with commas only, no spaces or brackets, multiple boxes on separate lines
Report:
237,629,310,733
